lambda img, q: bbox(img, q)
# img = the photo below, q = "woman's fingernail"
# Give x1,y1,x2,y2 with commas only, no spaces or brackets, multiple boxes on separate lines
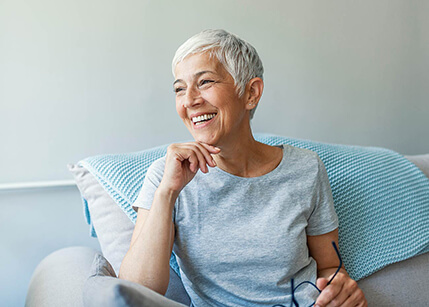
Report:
212,159,217,166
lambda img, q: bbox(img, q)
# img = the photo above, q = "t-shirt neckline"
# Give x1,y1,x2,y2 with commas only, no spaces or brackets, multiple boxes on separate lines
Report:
211,145,286,180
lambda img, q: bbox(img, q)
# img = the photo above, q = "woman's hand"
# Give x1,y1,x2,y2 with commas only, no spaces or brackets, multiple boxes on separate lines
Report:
307,231,367,307
314,269,367,307
159,142,220,195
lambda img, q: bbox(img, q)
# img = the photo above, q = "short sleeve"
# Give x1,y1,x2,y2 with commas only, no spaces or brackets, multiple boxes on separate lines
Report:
306,156,339,236
132,157,166,212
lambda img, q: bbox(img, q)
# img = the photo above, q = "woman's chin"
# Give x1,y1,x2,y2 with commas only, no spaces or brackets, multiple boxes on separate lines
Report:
192,133,218,146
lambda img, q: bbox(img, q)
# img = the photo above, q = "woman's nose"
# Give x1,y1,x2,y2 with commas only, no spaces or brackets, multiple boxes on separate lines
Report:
183,87,203,108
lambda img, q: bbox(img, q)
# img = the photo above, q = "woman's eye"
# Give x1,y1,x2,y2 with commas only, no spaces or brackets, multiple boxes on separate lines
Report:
174,87,185,94
200,80,214,87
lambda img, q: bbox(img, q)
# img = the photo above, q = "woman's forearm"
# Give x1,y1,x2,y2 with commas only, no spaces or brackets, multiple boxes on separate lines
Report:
118,188,177,295
317,266,348,280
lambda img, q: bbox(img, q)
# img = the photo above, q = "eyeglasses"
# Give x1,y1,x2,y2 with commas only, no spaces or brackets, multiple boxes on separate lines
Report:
272,241,343,307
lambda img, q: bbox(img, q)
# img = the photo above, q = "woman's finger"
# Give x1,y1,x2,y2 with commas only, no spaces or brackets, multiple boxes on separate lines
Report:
198,142,221,154
168,142,218,174
188,146,210,173
182,150,199,173
315,276,344,307
192,143,219,168
180,142,217,169
324,286,350,307
179,144,211,173
316,277,329,291
334,280,365,307
325,276,355,306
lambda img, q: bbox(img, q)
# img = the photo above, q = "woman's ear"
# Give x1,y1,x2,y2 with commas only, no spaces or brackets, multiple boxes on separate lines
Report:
245,77,264,110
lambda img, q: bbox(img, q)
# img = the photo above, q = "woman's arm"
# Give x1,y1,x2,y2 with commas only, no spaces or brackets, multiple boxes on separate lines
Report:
118,190,176,295
307,229,367,307
118,142,220,295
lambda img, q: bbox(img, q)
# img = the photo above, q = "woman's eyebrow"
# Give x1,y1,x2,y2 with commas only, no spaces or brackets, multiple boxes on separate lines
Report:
173,70,216,86
194,70,216,78
173,79,183,86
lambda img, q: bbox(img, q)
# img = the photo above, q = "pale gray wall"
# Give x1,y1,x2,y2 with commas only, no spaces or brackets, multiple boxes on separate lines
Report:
0,0,428,305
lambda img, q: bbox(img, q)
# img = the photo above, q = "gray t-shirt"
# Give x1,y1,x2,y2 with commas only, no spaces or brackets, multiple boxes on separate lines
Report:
133,144,338,307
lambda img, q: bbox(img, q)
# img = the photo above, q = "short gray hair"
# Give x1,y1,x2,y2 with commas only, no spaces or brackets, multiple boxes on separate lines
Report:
172,29,264,119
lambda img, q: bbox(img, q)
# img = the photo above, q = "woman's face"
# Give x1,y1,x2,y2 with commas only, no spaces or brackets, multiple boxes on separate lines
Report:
173,52,250,146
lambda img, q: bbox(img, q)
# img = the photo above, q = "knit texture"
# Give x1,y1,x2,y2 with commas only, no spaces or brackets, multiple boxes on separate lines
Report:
78,134,429,281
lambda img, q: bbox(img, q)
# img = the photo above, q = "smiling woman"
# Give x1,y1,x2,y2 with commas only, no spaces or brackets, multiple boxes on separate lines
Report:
119,29,367,307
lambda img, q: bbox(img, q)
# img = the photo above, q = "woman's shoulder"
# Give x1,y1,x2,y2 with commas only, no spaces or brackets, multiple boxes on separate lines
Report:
282,144,320,163
145,155,167,178
150,155,167,168
281,144,328,179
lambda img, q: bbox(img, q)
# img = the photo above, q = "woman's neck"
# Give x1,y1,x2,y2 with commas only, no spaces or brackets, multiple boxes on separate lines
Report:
213,132,283,178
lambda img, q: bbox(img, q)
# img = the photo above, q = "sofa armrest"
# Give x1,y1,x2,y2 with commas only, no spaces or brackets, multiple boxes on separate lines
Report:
405,154,429,178
357,251,429,305
26,246,99,307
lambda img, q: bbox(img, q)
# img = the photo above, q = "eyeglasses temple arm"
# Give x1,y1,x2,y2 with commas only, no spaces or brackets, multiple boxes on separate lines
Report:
326,241,343,286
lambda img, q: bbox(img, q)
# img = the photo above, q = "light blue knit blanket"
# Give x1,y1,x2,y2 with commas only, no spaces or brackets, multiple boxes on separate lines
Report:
78,134,429,281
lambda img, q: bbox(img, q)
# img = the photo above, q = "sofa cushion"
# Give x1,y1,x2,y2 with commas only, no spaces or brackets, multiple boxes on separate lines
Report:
83,253,187,307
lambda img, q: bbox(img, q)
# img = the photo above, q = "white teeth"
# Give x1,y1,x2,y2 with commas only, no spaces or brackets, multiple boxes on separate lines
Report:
192,113,216,123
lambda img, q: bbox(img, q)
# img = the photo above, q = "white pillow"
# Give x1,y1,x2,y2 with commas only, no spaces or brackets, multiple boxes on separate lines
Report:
68,164,135,275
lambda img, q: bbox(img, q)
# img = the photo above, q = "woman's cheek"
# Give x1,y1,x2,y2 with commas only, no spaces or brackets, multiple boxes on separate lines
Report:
176,99,184,115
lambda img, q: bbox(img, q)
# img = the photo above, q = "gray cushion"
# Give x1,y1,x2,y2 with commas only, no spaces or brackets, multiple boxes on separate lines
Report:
26,246,99,307
405,154,429,179
83,253,187,307
357,252,429,305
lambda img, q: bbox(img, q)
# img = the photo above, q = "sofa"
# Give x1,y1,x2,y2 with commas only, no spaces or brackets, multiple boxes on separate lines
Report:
25,136,429,306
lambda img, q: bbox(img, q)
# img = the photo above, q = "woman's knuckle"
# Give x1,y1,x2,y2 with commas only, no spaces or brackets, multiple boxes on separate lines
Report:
323,288,334,299
329,298,340,307
339,272,347,280
349,279,357,289
317,297,328,306
168,143,178,151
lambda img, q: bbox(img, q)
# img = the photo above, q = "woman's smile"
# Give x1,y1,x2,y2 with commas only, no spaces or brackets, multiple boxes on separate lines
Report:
191,113,217,128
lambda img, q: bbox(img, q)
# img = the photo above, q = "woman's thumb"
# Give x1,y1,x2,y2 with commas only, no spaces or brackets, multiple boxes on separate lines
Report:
316,277,329,290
